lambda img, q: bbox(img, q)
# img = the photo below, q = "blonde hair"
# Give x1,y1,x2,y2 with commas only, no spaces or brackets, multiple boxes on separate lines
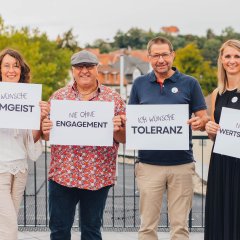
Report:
218,39,240,94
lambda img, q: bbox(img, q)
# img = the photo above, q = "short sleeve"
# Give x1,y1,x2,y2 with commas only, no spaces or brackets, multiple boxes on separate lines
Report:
128,81,139,104
190,80,207,113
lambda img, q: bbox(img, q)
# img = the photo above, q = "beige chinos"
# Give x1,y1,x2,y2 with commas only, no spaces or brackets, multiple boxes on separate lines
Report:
136,162,195,240
0,171,28,240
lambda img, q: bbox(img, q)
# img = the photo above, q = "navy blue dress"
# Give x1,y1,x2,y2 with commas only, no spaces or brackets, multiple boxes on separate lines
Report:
205,89,240,240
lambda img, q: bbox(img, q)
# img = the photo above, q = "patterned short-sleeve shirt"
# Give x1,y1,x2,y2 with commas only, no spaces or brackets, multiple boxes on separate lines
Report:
48,82,125,190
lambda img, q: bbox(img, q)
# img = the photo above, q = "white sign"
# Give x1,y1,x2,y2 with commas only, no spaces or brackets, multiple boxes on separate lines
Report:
50,100,114,146
0,82,42,130
214,107,240,158
126,104,189,150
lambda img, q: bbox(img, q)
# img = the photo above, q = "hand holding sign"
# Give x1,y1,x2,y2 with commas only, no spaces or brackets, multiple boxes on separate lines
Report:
39,101,50,120
42,117,53,140
113,114,126,143
113,115,126,132
205,121,220,136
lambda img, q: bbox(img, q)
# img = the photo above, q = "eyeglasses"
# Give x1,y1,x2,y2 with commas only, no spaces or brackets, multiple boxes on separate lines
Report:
73,64,96,71
149,52,172,61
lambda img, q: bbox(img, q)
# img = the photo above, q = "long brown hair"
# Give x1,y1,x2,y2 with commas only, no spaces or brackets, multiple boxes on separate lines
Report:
0,48,30,83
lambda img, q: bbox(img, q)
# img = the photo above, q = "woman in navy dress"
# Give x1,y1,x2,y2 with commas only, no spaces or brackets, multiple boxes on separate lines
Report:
205,39,240,240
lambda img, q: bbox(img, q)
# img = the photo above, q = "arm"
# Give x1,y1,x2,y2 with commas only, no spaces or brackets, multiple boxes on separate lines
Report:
187,78,210,131
32,101,50,142
205,88,220,141
41,117,53,141
113,115,126,143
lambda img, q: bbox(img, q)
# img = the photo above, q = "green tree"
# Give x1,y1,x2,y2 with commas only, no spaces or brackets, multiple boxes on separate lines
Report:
113,30,130,49
174,43,217,95
57,28,79,52
220,27,240,42
202,38,222,66
172,36,187,50
125,28,147,49
89,38,112,53
206,28,216,39
0,16,5,34
113,27,151,49
0,19,72,100
30,33,72,100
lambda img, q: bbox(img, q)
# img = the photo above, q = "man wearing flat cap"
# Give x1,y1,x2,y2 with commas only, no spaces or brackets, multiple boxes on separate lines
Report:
42,50,126,240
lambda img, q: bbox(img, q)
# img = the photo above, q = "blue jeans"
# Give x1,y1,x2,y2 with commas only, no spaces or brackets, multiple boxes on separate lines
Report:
49,180,111,240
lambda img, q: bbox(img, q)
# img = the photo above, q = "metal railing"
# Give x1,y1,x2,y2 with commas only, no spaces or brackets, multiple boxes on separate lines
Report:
18,135,211,232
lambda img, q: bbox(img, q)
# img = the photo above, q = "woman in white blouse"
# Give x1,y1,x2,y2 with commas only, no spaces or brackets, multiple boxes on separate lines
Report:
0,49,49,240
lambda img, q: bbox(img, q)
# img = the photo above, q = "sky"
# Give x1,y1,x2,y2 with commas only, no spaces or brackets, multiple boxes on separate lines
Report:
0,0,239,47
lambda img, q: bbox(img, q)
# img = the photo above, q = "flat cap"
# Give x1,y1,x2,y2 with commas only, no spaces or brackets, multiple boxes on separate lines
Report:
71,50,99,66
